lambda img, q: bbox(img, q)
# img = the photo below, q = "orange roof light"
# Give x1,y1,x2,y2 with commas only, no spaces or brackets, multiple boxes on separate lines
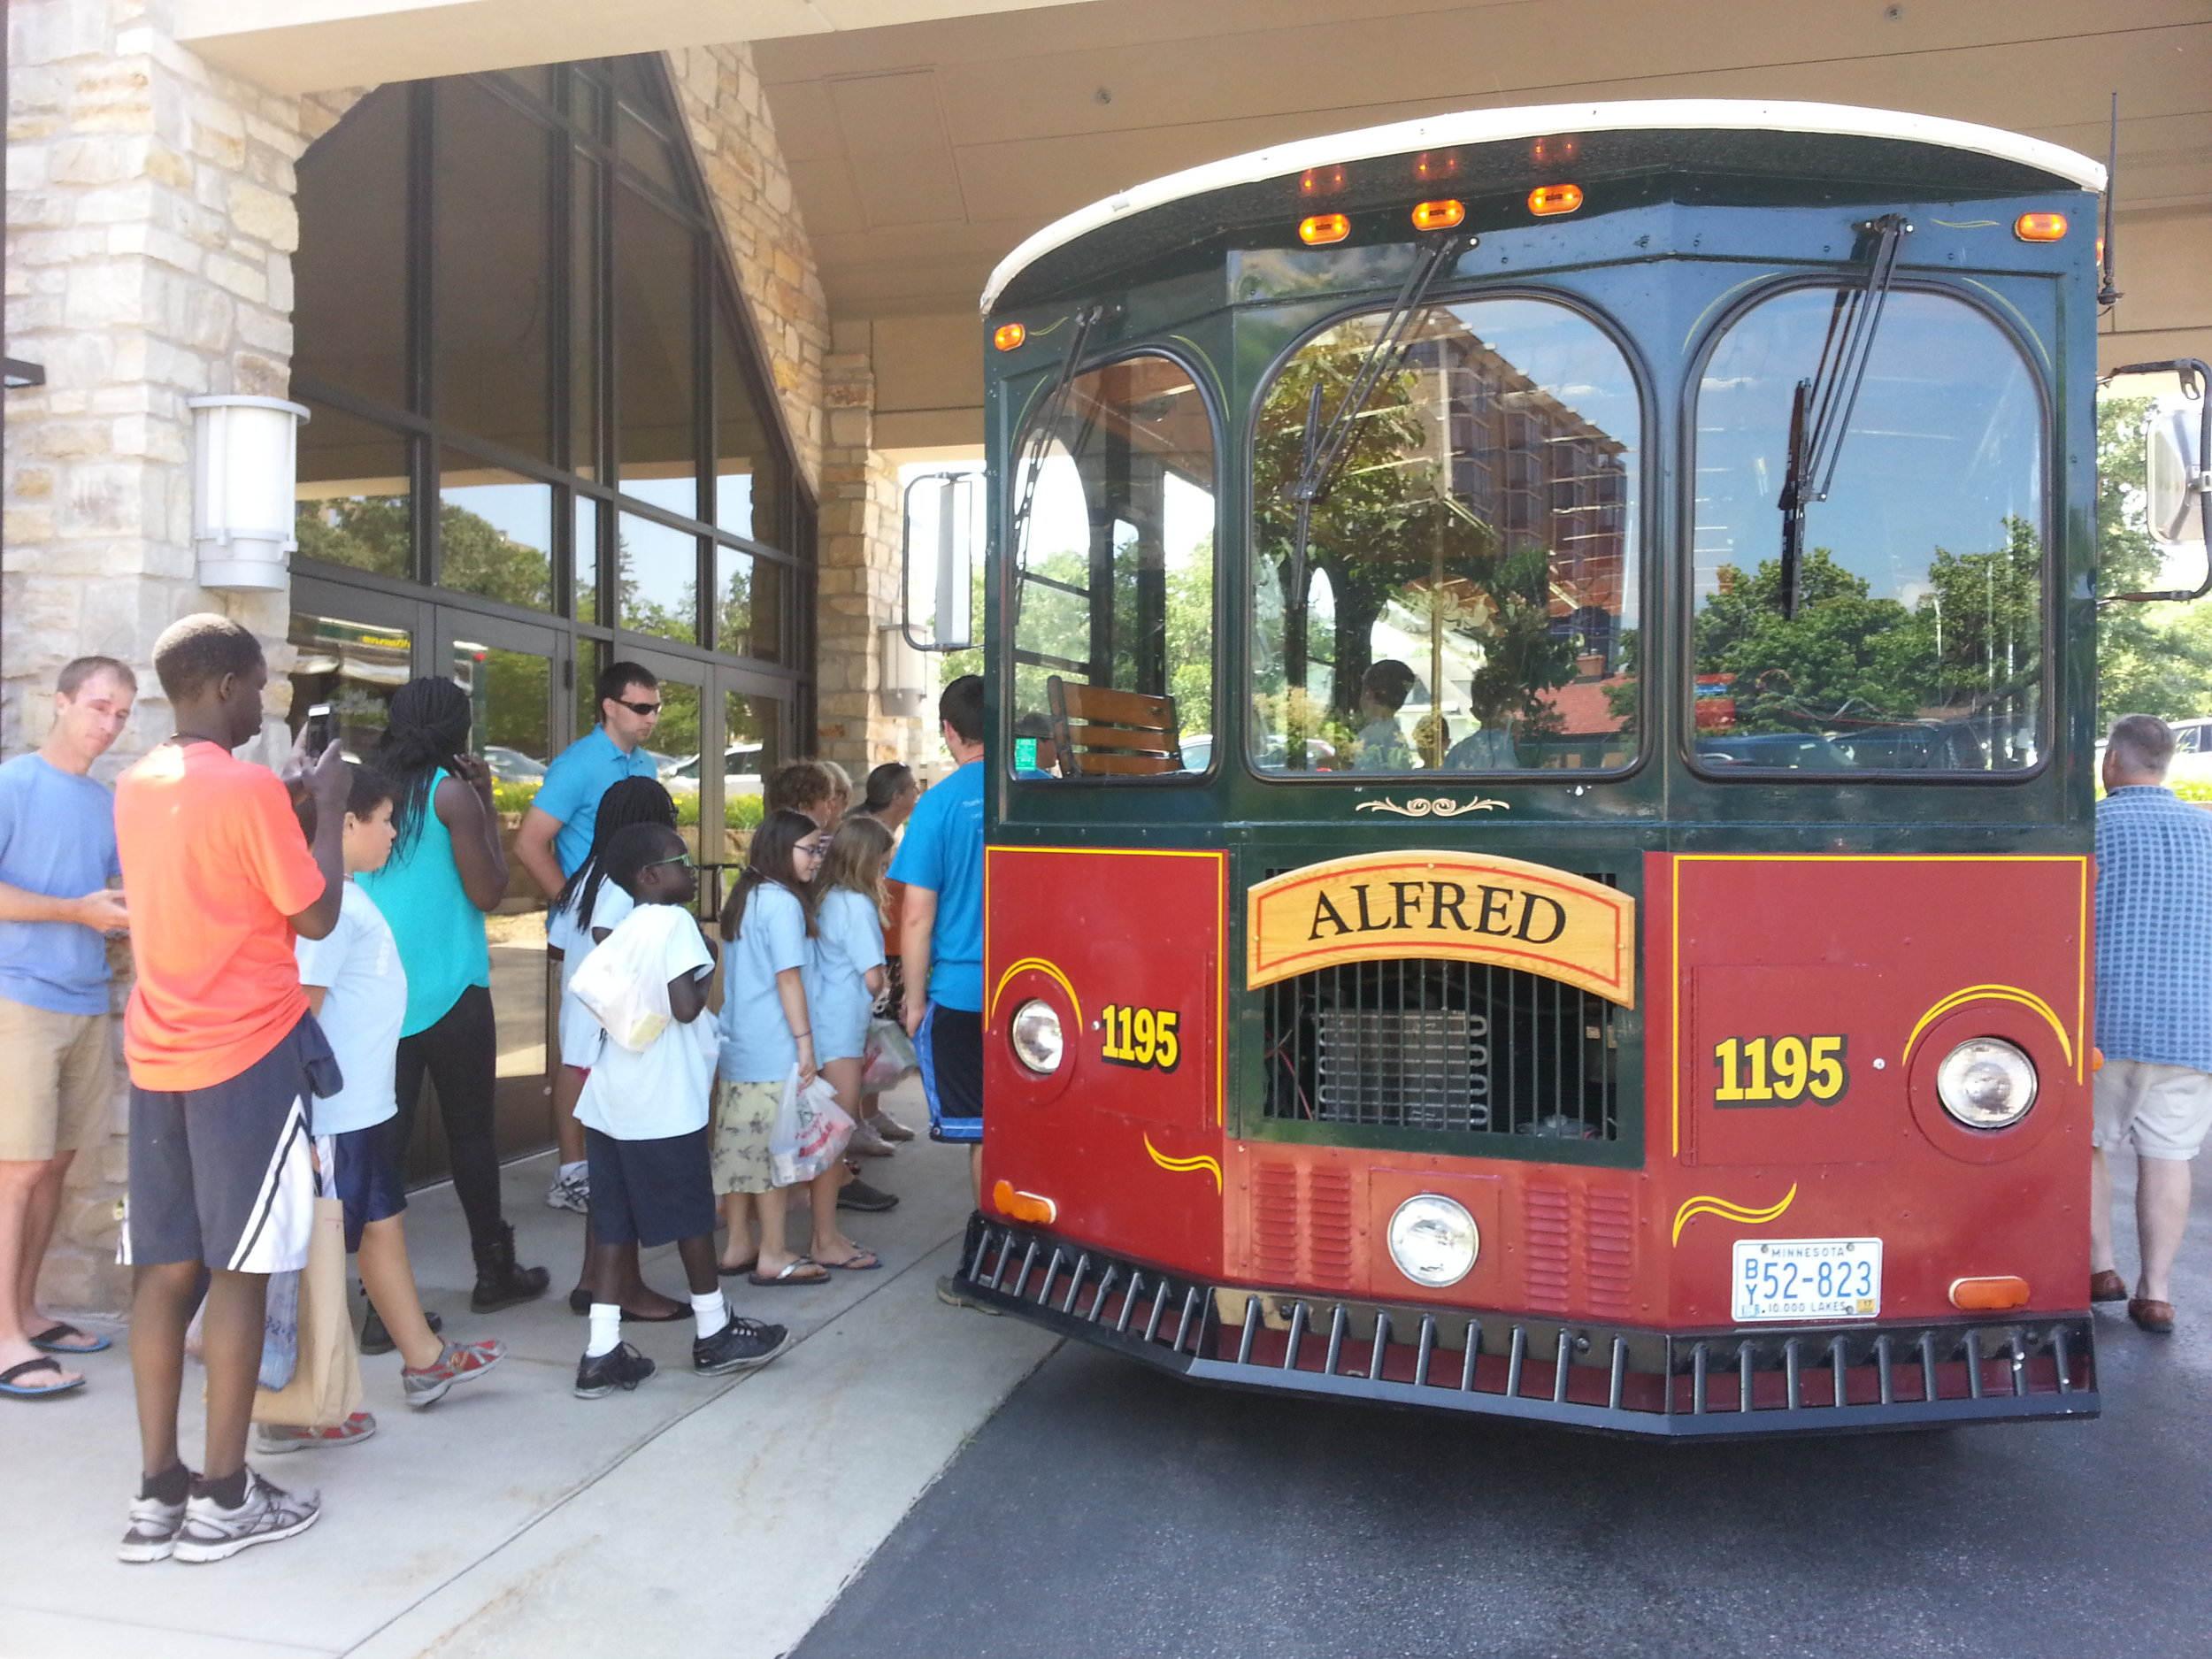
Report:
1414,150,1460,181
1410,198,1466,232
2015,211,2067,242
992,1179,1057,1226
1949,1276,2032,1311
1299,212,1351,245
992,322,1025,351
1532,135,1578,165
1529,183,1584,217
1300,165,1346,198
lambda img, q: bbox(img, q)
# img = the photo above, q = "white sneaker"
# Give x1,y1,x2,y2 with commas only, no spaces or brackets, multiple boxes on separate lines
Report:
119,1487,191,1563
545,1166,590,1213
171,1469,320,1563
867,1110,916,1142
847,1120,895,1158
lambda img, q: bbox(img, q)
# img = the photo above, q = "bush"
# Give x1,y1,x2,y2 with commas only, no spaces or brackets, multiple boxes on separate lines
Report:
494,780,541,817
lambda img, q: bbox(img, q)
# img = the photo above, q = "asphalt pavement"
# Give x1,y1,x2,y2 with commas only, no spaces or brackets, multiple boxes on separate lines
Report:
796,1148,2212,1659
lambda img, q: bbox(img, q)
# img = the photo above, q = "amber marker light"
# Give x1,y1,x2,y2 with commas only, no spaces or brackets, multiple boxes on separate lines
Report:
1529,183,1584,217
1299,212,1351,245
2015,211,2068,242
1949,1276,2032,1311
992,1179,1057,1225
993,323,1025,351
1410,198,1466,231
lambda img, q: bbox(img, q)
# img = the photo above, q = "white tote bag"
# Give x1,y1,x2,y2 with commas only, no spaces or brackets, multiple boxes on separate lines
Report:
568,906,687,1051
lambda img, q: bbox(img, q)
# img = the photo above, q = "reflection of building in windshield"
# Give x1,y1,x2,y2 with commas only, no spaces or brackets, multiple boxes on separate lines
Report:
288,611,411,760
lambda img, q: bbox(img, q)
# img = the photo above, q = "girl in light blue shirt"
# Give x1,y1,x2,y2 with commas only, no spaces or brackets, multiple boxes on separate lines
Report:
808,814,892,1140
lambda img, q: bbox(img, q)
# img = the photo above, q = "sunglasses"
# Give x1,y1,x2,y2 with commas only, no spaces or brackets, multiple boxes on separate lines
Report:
611,697,662,717
643,853,695,871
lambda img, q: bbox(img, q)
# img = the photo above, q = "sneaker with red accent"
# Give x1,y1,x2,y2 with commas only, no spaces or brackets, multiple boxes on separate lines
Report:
402,1338,506,1409
251,1412,377,1455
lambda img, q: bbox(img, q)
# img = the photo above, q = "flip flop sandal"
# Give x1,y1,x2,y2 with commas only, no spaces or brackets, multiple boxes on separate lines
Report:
819,1251,883,1271
717,1258,759,1278
748,1258,830,1286
29,1321,110,1355
0,1356,85,1398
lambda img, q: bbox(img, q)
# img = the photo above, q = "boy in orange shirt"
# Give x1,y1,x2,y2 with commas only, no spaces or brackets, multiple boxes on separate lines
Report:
115,616,350,1565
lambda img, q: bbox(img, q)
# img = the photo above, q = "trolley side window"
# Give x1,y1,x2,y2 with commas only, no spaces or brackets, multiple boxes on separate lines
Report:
1691,288,2046,774
1006,354,1217,780
1248,297,1642,777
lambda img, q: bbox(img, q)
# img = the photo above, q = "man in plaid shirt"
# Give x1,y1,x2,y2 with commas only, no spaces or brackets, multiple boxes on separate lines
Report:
2093,714,2212,1334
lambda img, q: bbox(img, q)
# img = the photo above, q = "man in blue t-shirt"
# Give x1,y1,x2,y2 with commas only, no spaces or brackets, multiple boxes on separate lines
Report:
512,661,664,1210
0,657,134,1398
894,675,987,1231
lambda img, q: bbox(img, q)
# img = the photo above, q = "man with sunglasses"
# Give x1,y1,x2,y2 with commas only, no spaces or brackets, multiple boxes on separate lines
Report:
515,663,667,1213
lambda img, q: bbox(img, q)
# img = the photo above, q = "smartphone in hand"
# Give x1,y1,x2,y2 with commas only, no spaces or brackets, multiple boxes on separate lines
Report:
303,703,335,757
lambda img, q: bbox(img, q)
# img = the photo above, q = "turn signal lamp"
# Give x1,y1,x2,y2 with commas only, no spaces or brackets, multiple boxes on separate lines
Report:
1299,213,1351,245
1300,165,1346,197
2014,212,2068,242
1529,183,1584,217
1410,198,1466,231
993,322,1025,351
993,1179,1057,1225
1949,1276,2032,1311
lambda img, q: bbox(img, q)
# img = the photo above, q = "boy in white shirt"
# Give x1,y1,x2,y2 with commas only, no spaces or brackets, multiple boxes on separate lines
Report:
573,824,789,1397
276,765,503,1446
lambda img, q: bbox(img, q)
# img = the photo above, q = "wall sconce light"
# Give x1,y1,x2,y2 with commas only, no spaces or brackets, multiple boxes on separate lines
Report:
879,623,929,719
190,394,309,591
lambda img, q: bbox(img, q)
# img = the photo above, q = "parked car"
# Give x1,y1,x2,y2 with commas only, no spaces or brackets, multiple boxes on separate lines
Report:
482,745,547,782
1694,733,1853,770
663,743,766,797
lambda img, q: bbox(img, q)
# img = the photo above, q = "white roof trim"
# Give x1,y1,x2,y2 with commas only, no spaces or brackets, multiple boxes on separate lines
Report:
980,98,2103,315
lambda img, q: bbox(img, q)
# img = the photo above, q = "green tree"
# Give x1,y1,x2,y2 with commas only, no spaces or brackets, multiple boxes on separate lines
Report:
2094,396,2212,725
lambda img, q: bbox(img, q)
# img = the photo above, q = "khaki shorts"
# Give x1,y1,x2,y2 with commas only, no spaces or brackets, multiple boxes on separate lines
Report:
711,1079,780,1195
2093,1058,2212,1162
0,999,112,1163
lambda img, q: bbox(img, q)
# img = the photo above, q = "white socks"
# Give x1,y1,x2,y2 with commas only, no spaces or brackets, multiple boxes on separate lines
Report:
586,1303,621,1358
559,1160,587,1182
692,1293,729,1340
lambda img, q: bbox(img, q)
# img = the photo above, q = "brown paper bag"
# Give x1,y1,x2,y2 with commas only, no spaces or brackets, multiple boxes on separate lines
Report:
252,1195,362,1429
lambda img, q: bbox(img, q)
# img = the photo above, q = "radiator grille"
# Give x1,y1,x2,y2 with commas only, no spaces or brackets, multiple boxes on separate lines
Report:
1261,910,1623,1141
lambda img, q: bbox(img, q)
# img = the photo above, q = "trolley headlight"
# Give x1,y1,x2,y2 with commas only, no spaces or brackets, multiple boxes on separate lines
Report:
1386,1194,1479,1288
1009,999,1064,1076
1936,1037,2039,1130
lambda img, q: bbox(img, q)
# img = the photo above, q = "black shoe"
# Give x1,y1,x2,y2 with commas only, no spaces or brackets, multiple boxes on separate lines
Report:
694,1312,792,1376
574,1341,657,1399
568,1287,591,1317
471,1221,551,1313
838,1176,900,1213
360,1304,441,1357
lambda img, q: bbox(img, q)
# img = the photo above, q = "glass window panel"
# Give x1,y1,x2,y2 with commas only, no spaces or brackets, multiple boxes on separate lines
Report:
617,108,681,196
1006,356,1216,780
572,493,601,622
713,302,783,544
1249,299,1641,775
569,153,601,480
618,511,698,641
296,403,413,580
615,185,700,512
494,64,556,105
716,546,783,663
573,635,602,740
719,688,781,862
650,680,705,885
287,611,412,759
294,85,411,408
1691,288,2044,772
435,80,552,458
438,451,553,611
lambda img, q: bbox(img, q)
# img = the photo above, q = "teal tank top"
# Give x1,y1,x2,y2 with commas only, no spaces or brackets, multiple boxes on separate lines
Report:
358,768,492,1036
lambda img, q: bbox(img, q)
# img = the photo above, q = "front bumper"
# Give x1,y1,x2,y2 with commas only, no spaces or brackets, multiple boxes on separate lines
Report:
953,1217,2100,1438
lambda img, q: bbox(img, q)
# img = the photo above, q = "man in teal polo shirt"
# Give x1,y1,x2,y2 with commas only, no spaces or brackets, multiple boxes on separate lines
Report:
514,662,664,1209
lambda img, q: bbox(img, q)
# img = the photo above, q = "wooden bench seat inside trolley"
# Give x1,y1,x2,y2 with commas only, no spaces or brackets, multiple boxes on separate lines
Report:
1047,675,1184,776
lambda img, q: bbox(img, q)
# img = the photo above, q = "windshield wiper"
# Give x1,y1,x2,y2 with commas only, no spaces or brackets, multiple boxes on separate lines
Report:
1007,303,1108,635
1285,229,1475,599
1777,212,1912,618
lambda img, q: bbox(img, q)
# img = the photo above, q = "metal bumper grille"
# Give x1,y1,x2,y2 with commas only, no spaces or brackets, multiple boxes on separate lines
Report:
956,1218,2099,1438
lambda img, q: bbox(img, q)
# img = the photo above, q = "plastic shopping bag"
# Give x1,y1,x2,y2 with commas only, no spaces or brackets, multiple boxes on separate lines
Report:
569,906,684,1051
769,1065,856,1185
858,1018,918,1094
258,1269,301,1392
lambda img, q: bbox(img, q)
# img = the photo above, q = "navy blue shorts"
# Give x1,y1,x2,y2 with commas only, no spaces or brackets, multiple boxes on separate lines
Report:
916,1003,982,1145
584,1125,715,1248
330,1121,406,1254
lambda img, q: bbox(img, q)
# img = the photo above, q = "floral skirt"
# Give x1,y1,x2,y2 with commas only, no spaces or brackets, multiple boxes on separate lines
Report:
711,1078,780,1195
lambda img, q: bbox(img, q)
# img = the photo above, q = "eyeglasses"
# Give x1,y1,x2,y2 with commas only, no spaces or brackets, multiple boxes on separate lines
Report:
643,853,694,871
610,697,662,717
794,842,828,859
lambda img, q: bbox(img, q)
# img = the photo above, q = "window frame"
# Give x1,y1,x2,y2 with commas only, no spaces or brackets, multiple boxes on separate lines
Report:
1677,273,2057,787
999,340,1227,789
1238,283,1657,788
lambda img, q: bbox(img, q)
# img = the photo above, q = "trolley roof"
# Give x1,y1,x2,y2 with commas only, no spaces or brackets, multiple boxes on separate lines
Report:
979,98,2105,315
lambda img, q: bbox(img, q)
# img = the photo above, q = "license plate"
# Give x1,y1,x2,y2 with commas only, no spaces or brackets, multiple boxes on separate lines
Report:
1732,1237,1882,1322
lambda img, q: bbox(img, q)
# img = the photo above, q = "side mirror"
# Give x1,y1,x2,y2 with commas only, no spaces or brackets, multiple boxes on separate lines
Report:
2102,357,2211,603
900,471,977,651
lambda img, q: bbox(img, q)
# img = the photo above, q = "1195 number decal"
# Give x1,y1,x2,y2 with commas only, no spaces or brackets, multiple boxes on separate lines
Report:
1099,1004,1180,1072
1712,1035,1848,1106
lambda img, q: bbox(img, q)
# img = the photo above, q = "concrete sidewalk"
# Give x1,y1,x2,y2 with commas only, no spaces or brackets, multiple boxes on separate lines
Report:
0,1081,1057,1659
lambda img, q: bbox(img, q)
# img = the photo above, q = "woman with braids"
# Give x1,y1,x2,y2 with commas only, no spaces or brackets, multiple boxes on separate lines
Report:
358,678,549,1317
545,774,692,1322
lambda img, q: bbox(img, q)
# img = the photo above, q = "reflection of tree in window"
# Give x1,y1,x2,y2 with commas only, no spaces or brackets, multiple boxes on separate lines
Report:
1250,301,1640,773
